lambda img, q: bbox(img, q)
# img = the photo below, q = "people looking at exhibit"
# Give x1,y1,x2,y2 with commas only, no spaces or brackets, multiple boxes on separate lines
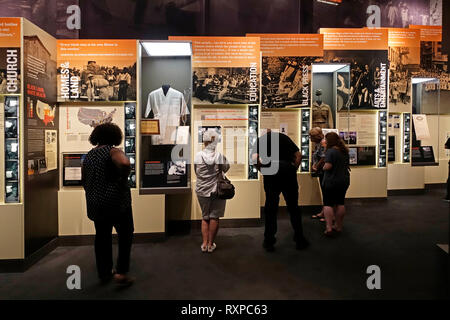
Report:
82,123,135,286
252,130,309,252
321,132,351,237
194,129,230,253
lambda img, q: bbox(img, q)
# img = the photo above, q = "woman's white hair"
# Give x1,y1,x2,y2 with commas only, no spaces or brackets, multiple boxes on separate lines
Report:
203,128,219,142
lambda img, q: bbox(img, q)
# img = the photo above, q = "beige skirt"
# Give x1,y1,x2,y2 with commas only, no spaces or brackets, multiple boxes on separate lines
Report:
197,195,226,220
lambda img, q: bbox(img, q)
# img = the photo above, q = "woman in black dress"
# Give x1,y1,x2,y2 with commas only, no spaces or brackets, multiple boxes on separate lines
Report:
322,132,351,237
82,123,134,285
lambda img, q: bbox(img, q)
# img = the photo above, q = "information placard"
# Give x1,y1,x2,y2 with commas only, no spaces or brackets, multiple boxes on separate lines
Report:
140,119,160,135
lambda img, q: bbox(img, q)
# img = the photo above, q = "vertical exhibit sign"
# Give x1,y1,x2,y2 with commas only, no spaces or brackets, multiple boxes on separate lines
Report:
321,28,389,167
386,28,421,114
248,33,324,109
248,33,324,172
169,36,261,180
409,25,447,164
22,19,59,255
0,17,21,203
385,28,421,164
409,25,448,113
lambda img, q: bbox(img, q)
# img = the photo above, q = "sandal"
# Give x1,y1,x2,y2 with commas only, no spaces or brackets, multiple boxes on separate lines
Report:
201,244,208,253
207,243,217,253
312,214,324,219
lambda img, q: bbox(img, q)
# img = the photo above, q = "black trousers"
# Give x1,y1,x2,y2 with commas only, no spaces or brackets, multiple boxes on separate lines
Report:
263,170,305,245
93,208,134,278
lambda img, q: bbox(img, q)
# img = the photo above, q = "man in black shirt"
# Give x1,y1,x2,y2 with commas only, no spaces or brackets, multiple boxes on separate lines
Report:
252,130,309,251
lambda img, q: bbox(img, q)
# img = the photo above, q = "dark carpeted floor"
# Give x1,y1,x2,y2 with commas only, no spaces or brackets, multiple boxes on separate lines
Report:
0,188,448,300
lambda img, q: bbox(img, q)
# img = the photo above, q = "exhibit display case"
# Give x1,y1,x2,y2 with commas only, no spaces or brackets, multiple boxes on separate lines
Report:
411,78,440,166
139,40,192,194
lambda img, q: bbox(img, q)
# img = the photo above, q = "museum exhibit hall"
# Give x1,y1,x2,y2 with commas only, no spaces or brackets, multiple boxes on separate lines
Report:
0,0,448,303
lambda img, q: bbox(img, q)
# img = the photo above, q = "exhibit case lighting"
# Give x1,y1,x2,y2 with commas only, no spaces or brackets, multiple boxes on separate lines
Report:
141,41,192,56
411,78,438,84
311,64,348,73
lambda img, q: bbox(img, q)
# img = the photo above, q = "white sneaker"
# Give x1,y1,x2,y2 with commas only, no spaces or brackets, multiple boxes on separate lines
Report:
207,243,217,253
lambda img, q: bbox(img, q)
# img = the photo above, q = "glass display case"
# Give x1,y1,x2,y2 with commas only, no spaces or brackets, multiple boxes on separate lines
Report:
411,78,440,166
3,96,20,203
311,63,350,168
139,40,192,193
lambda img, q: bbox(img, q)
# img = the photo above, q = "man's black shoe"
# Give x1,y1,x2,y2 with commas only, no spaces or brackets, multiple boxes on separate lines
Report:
263,240,275,252
296,238,310,250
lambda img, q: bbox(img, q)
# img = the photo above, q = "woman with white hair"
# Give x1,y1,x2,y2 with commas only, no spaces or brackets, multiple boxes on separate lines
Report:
194,129,230,253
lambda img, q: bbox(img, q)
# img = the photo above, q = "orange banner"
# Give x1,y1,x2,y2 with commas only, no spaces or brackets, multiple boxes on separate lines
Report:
247,34,323,57
169,36,260,68
57,39,137,66
57,40,137,102
0,17,21,47
386,28,421,48
320,28,388,50
409,25,442,42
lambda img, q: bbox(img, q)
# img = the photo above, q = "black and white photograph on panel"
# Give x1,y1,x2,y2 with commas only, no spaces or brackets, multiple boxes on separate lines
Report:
313,0,442,29
389,46,421,110
193,67,259,105
261,56,317,109
324,50,389,110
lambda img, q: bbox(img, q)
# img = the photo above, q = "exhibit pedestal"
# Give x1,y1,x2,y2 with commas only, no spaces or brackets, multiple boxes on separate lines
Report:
58,189,165,236
388,163,425,191
0,204,24,260
346,167,388,199
425,159,449,184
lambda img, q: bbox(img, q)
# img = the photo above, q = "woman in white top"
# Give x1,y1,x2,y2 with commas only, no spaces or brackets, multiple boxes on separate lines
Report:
194,129,230,253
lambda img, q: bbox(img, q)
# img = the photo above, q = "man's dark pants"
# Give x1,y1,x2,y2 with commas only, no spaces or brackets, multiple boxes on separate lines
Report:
263,167,304,246
93,207,134,279
446,161,450,200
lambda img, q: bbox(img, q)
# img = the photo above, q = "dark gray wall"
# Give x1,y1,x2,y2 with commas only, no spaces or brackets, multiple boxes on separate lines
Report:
312,73,333,107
